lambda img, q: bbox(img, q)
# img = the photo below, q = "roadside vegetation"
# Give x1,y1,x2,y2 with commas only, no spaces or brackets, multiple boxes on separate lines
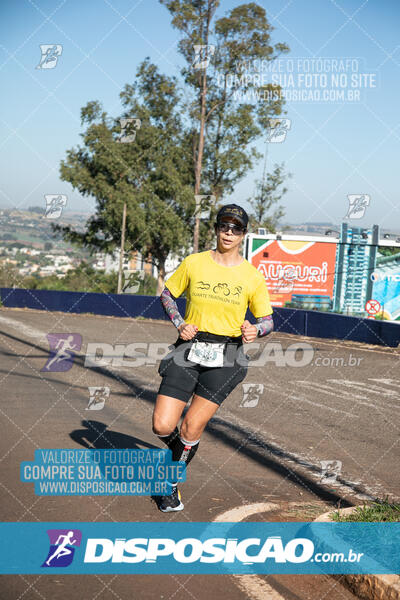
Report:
331,498,400,522
0,262,157,295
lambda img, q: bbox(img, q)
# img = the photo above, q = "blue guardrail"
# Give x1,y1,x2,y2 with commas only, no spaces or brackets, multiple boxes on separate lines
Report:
1,287,399,348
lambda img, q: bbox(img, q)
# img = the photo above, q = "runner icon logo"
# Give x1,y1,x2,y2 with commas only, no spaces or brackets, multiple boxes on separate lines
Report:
193,45,215,70
122,269,145,293
345,194,370,219
41,333,82,372
118,118,141,143
42,529,82,568
86,387,110,411
36,44,63,69
44,194,67,219
319,460,342,485
240,383,264,407
266,118,291,143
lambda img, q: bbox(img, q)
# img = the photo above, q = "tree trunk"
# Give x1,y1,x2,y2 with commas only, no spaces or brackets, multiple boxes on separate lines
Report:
193,2,213,253
193,70,207,253
205,191,219,247
117,201,127,294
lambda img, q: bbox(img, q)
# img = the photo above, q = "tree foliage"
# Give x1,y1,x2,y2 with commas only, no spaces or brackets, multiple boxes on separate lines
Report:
55,59,195,292
4,263,157,295
161,0,290,246
248,163,290,232
55,2,290,288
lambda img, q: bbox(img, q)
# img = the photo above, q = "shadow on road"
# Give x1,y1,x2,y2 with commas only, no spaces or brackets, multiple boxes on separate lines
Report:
3,326,360,507
207,417,355,507
70,419,157,451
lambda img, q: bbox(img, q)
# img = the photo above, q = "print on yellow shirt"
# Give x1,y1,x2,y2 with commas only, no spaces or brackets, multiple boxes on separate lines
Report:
165,250,273,337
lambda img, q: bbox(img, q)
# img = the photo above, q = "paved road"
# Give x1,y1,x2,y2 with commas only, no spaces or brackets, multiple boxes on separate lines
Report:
1,307,399,599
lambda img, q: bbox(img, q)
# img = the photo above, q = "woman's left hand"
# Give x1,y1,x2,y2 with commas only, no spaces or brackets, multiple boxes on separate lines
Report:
240,320,258,343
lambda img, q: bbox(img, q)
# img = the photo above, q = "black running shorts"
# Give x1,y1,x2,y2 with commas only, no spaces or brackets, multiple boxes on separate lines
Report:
157,335,249,405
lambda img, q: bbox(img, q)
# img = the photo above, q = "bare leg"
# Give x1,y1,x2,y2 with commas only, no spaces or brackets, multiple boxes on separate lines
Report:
152,394,187,436
151,395,219,510
180,394,220,442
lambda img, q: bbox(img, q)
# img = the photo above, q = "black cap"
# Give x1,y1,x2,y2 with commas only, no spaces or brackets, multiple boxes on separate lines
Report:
216,204,248,229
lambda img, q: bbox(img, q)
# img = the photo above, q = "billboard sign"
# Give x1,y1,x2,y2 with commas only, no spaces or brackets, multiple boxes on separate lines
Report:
370,249,400,321
246,235,338,309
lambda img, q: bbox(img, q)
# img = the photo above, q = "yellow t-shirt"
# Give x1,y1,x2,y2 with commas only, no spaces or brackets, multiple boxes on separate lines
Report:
165,250,273,337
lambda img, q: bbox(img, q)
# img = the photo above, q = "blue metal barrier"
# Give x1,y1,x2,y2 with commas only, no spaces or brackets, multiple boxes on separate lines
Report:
267,307,400,348
1,287,399,347
0,287,186,320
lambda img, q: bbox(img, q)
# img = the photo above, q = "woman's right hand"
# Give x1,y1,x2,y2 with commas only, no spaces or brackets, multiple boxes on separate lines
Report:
178,323,198,340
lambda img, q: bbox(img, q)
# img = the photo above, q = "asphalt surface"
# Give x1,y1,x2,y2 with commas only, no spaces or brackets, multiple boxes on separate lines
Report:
1,306,399,600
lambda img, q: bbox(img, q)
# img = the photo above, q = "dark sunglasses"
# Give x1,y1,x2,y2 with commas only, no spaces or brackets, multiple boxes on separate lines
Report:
216,221,245,235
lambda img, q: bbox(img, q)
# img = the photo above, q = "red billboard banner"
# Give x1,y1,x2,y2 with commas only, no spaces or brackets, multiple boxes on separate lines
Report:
248,237,338,307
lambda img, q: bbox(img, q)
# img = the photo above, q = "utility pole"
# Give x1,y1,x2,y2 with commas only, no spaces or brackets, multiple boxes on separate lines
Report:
193,213,200,254
193,195,201,253
117,201,127,294
193,5,215,253
115,115,141,294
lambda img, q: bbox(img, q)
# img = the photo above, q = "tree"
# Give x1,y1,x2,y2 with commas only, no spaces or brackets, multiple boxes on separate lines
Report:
54,3,290,290
160,0,290,248
248,163,289,232
54,60,195,294
0,264,24,288
378,247,400,257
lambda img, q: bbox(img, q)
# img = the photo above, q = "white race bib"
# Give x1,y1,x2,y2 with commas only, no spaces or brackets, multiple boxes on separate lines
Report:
187,340,225,367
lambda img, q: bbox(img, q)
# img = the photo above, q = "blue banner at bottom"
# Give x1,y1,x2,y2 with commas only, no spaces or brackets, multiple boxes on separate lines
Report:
0,522,399,574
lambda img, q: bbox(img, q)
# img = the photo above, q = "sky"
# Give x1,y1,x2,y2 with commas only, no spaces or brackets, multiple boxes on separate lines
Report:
0,0,399,231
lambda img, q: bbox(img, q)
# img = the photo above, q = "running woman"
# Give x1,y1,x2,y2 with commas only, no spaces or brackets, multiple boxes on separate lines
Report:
152,204,274,512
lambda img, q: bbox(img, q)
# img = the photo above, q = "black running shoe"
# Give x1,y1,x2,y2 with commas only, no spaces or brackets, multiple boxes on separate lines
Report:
153,485,184,512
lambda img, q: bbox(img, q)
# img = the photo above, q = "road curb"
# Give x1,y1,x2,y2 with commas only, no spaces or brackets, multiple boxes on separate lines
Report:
314,506,400,600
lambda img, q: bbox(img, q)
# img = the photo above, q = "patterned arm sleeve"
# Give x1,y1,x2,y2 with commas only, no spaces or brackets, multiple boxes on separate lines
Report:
160,287,185,330
255,314,274,337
